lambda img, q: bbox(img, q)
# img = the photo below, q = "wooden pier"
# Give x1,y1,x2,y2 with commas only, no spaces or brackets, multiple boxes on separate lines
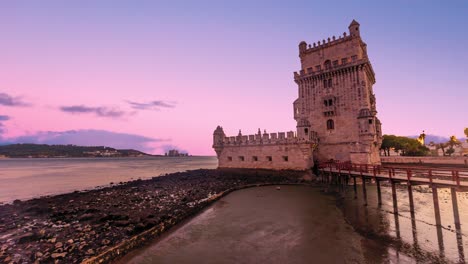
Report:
318,162,468,262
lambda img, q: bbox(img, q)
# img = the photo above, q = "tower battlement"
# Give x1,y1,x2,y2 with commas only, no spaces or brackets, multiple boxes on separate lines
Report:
213,20,382,170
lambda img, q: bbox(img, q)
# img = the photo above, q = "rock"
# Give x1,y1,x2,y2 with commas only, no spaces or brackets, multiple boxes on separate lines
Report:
67,239,74,244
51,252,67,259
86,249,95,255
49,237,57,243
36,252,43,258
55,242,63,248
79,213,95,221
102,239,110,245
38,229,46,237
18,232,39,244
114,220,130,227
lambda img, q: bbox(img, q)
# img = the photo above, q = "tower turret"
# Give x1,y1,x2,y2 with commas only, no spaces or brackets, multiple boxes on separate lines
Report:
213,126,225,157
299,41,307,55
349,19,360,37
297,119,311,140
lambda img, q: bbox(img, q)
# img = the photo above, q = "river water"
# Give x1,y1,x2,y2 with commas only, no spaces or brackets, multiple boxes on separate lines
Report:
0,156,218,204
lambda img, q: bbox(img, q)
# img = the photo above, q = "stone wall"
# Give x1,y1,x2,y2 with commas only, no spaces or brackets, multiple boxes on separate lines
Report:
218,143,314,170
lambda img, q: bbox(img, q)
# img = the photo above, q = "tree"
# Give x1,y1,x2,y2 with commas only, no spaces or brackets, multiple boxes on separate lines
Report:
380,135,429,156
435,143,448,156
465,128,468,142
446,147,455,156
446,135,461,156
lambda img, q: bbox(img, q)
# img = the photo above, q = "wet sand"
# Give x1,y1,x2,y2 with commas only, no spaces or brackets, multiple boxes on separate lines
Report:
119,185,367,264
0,169,308,263
120,183,468,264
338,182,468,263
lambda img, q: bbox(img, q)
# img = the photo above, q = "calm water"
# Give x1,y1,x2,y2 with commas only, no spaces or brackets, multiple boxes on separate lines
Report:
0,156,217,203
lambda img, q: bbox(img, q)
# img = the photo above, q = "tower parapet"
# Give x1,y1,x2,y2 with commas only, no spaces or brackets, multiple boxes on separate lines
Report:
212,20,382,169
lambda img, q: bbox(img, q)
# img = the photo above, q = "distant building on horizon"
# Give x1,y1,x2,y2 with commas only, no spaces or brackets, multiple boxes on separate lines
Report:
213,20,382,170
165,149,189,157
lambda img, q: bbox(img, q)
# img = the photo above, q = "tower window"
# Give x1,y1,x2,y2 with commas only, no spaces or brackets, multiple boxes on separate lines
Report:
324,100,328,106
252,156,258,161
368,119,373,124
352,55,358,61
266,156,272,161
283,156,289,162
228,156,232,161
328,99,333,106
326,119,335,130
324,60,331,70
341,58,348,64
304,128,309,135
239,156,244,161
316,65,321,71
333,60,339,67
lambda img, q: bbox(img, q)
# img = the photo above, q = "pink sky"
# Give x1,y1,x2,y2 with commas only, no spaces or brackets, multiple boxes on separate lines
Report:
0,2,467,155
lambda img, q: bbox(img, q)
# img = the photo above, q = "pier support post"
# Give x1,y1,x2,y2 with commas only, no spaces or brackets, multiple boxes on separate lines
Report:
432,187,442,227
408,184,415,215
407,184,418,246
353,176,357,199
432,186,445,256
376,180,382,206
451,188,461,229
391,181,398,214
361,176,367,206
451,188,465,263
391,181,401,238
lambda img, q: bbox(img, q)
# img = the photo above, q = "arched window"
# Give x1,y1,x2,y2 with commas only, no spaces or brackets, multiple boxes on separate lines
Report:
326,119,334,130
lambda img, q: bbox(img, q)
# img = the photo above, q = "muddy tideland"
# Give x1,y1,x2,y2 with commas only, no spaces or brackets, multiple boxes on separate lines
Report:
0,169,310,263
1,168,467,263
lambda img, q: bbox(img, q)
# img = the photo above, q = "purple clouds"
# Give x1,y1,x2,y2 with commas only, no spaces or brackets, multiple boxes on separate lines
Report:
0,115,10,135
127,100,176,111
0,93,30,107
59,105,128,118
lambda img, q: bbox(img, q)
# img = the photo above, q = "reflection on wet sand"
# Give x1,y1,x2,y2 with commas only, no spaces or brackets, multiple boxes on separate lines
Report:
337,180,467,263
120,186,402,264
120,180,467,263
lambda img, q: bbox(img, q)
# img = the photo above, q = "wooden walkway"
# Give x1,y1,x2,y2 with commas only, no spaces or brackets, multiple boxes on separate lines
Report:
321,163,468,189
318,162,468,263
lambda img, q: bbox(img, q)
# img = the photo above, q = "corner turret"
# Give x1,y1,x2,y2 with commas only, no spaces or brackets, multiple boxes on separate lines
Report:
299,41,307,55
213,126,225,157
349,19,360,37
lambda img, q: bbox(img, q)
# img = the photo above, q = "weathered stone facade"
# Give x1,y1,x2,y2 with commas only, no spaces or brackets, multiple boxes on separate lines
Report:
294,20,382,164
213,127,317,170
213,20,382,170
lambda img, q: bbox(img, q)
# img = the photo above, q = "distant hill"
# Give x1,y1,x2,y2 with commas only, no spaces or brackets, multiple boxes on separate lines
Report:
0,144,150,158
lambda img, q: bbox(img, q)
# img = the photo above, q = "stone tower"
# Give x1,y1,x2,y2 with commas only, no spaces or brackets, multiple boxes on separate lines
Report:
293,20,382,164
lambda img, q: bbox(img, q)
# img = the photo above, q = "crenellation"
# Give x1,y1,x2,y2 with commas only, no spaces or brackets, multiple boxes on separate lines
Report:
214,20,381,170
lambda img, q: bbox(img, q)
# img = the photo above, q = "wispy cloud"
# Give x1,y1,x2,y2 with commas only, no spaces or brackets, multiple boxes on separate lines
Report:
0,93,30,107
0,129,168,153
60,105,127,118
0,115,10,136
127,100,176,111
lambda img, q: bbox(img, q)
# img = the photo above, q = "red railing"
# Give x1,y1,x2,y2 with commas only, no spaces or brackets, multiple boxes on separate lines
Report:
319,161,468,187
